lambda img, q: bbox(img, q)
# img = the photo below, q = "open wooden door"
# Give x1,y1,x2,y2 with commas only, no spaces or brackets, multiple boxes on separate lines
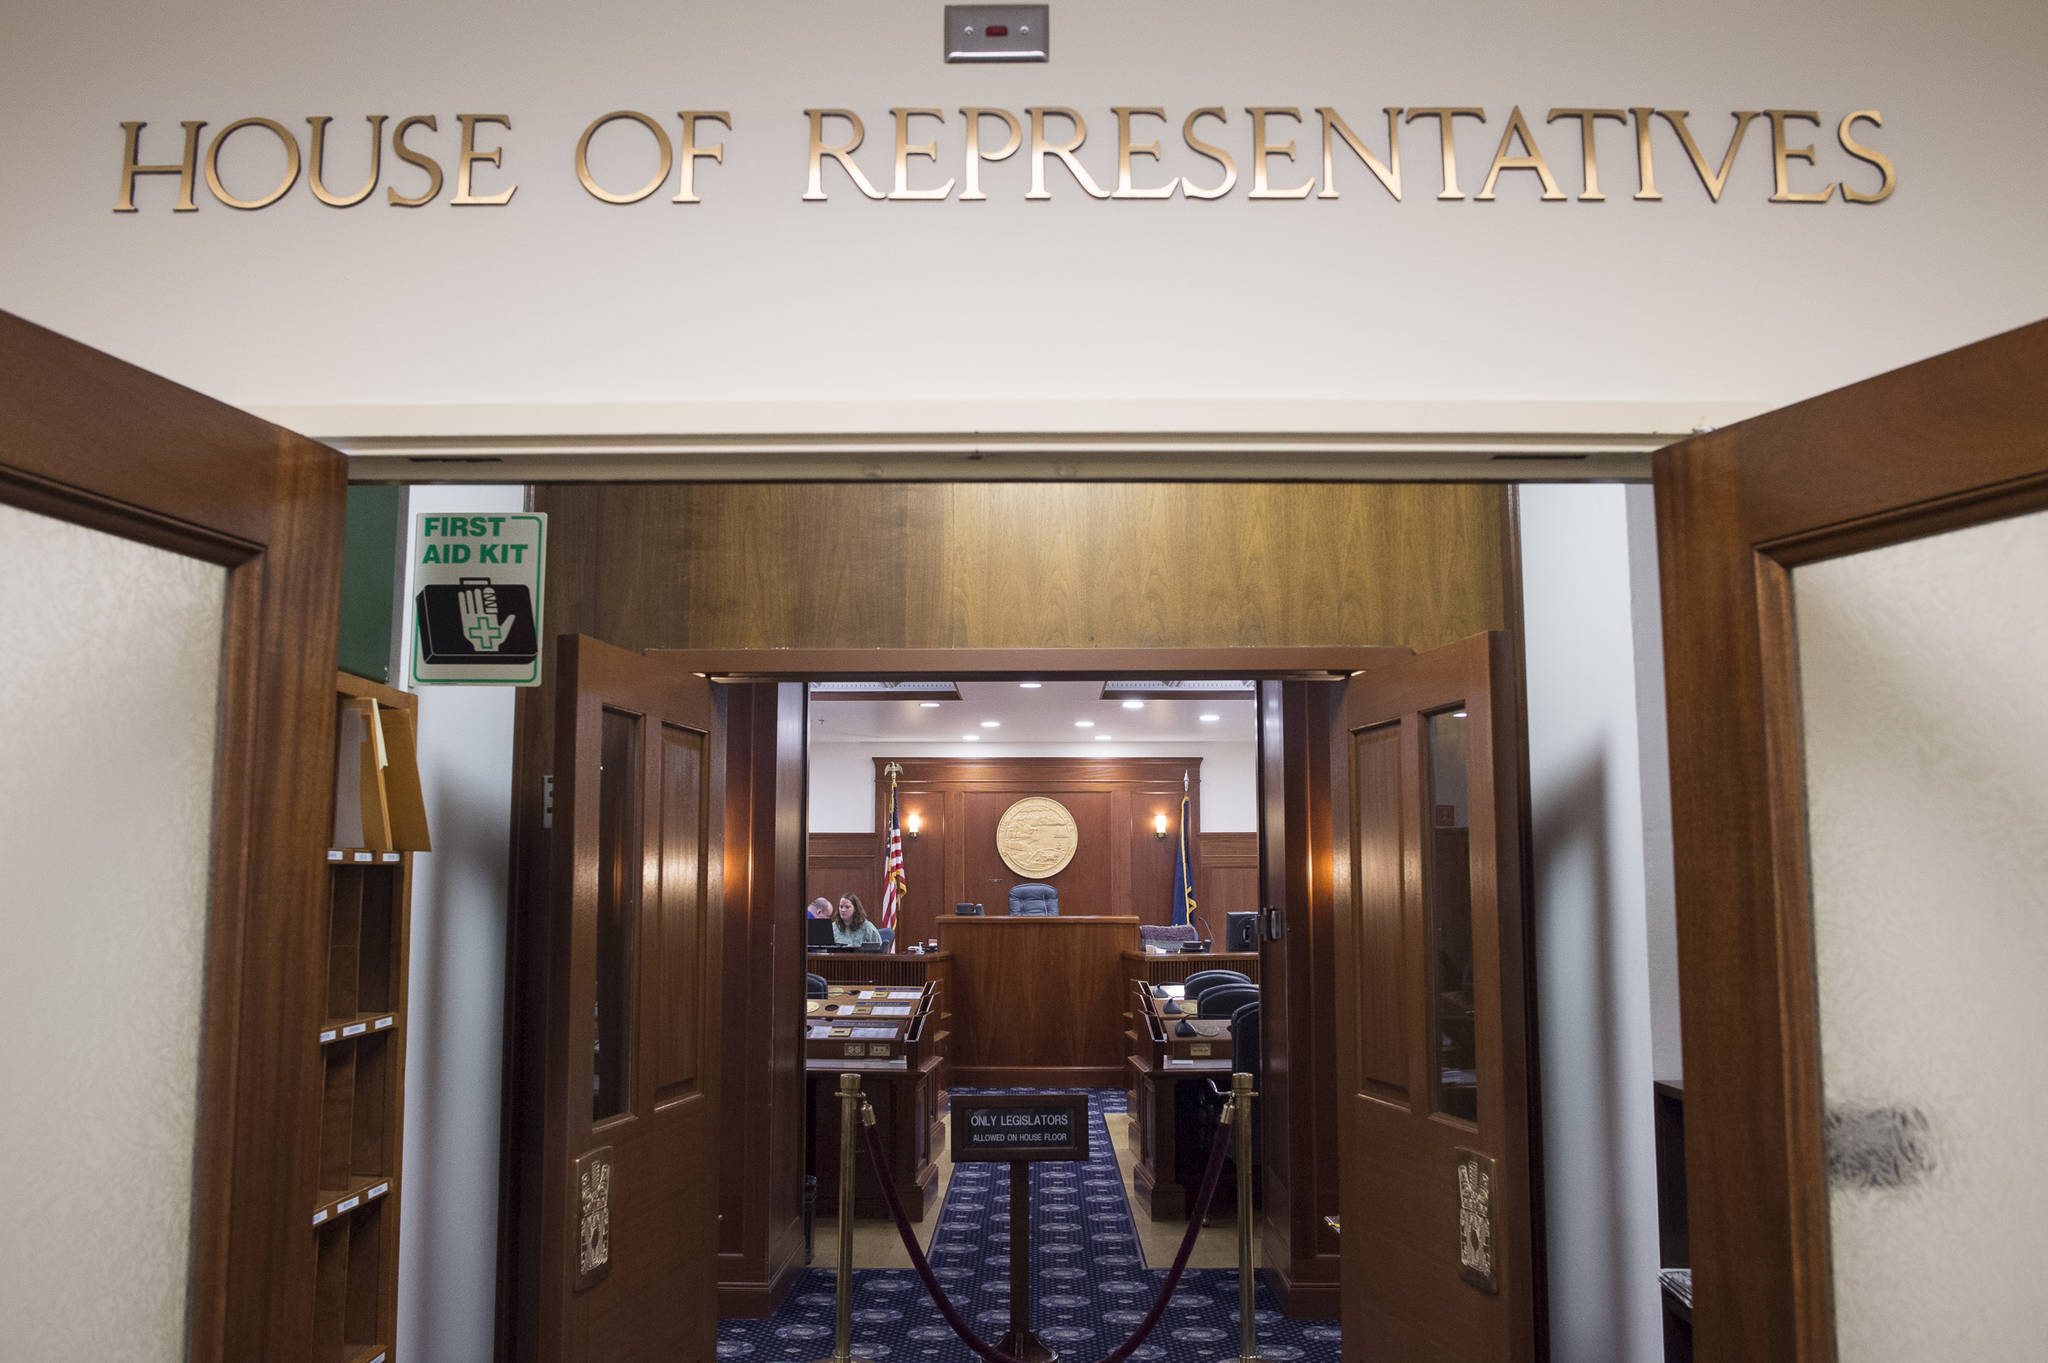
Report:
539,635,724,1363
1654,319,2048,1363
1329,631,1538,1363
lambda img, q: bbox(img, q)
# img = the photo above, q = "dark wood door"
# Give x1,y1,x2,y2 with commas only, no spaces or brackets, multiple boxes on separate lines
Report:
0,310,345,1362
541,635,724,1363
1653,319,2048,1362
1329,631,1536,1363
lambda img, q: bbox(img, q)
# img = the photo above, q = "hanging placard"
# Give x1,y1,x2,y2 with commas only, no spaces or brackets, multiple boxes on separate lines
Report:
411,511,547,686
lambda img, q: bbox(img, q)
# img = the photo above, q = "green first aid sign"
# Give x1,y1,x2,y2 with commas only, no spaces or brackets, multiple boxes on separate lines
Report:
411,512,547,686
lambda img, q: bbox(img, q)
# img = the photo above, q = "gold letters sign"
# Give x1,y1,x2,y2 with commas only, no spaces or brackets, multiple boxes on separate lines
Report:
113,104,1896,211
995,796,1080,880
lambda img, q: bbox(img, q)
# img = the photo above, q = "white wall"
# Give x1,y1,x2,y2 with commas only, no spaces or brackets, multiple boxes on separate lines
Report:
1517,484,1664,1363
394,485,523,1363
1,0,2044,427
809,740,1259,832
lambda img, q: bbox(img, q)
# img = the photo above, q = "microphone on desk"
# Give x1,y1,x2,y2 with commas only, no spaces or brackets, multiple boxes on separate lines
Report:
1190,913,1214,953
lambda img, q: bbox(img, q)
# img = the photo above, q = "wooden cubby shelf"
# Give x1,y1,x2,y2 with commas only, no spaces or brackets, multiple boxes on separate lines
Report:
312,1174,395,1228
311,671,426,1363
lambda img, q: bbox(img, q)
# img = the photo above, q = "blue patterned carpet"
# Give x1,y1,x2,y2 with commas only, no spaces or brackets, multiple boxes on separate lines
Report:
717,1088,1341,1363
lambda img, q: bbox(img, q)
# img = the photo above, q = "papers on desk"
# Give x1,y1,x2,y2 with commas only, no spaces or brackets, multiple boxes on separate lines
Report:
848,1026,897,1038
869,1005,914,1017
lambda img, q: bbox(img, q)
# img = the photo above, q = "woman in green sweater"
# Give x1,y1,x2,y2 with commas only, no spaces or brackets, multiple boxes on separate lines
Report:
830,893,883,949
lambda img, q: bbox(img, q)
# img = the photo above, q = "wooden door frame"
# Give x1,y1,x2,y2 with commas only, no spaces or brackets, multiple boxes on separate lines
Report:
1652,319,2048,1362
0,310,348,1360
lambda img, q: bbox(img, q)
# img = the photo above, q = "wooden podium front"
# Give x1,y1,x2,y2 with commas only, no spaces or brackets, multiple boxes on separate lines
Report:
935,914,1140,1087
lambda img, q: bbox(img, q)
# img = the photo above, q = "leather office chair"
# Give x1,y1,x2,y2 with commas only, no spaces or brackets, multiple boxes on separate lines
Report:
1183,969,1250,998
1008,884,1059,915
1199,983,1260,1019
805,972,829,999
878,928,895,951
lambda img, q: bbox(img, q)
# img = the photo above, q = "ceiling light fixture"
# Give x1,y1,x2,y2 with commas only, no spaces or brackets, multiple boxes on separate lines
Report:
919,701,941,708
981,720,1000,728
1094,733,1112,741
1122,699,1144,710
1199,713,1220,723
1018,681,1041,688
1074,720,1094,728
962,734,980,741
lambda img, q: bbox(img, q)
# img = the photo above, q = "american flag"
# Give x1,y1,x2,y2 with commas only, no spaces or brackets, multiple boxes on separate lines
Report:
880,769,905,937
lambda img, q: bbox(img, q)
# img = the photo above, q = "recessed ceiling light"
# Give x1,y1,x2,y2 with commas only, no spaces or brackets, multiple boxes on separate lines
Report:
961,734,980,742
1199,713,1221,723
919,701,941,708
1074,720,1094,728
1452,710,1468,719
1018,681,1041,688
980,720,1000,728
1094,733,1113,741
1122,699,1144,710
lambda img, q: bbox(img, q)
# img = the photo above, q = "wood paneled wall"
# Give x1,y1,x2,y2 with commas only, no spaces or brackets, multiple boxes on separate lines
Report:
1198,832,1260,918
533,483,1508,653
813,757,1201,949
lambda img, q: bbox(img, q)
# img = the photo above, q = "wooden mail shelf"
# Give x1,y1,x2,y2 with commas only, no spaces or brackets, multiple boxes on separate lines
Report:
319,1013,399,1046
312,1174,396,1228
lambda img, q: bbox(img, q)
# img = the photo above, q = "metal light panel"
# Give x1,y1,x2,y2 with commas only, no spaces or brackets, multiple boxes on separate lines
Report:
945,4,1049,62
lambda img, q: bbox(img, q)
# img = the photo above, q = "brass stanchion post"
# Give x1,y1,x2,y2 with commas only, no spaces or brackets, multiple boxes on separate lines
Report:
815,1073,875,1363
1231,1070,1261,1363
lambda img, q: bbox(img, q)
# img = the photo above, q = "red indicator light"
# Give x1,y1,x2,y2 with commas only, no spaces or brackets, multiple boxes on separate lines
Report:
986,23,1009,36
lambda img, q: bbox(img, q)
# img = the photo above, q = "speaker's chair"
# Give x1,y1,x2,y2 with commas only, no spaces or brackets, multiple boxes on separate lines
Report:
1008,884,1060,915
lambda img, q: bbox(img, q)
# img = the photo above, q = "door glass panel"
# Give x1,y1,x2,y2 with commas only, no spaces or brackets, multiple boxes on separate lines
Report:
1793,506,2048,1362
0,503,227,1357
1423,706,1478,1122
594,706,641,1121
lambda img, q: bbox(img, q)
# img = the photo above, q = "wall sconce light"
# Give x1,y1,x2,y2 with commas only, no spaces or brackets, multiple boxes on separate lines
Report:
905,812,922,838
1153,812,1170,840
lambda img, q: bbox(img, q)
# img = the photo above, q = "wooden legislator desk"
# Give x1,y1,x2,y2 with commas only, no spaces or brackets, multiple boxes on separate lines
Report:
935,914,1139,1088
1122,950,1260,1219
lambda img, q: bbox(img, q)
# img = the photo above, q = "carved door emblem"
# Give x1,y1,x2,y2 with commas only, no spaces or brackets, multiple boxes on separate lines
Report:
995,796,1080,878
1455,1148,1498,1294
574,1145,615,1292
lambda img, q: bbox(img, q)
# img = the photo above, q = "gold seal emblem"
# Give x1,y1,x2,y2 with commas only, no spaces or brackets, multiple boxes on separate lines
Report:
994,796,1080,879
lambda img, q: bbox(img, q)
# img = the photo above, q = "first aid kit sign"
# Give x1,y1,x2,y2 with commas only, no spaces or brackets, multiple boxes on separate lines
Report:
411,512,547,686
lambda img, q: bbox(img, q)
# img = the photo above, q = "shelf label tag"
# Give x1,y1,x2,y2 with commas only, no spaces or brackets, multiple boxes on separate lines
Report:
381,851,401,862
342,1022,369,1037
313,1209,329,1225
337,1196,360,1214
353,851,373,862
326,849,343,861
368,1182,390,1200
374,1015,395,1030
319,1029,338,1043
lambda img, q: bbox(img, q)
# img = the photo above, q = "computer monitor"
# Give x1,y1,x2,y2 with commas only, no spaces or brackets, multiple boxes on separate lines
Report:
1224,911,1259,953
805,918,838,948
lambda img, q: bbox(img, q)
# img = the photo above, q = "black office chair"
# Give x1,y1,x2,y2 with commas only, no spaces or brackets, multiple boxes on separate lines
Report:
1008,884,1059,915
1199,983,1260,1019
805,972,829,999
1182,968,1250,996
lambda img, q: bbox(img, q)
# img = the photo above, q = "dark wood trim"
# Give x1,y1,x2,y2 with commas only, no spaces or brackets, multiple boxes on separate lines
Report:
1652,317,2048,1363
0,308,348,1362
648,646,1409,681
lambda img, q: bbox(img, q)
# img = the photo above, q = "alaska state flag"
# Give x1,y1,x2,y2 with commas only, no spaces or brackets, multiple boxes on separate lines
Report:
1171,792,1197,927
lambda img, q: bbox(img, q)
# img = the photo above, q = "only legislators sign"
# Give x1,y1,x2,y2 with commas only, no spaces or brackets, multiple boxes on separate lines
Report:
951,1093,1090,1163
411,512,547,686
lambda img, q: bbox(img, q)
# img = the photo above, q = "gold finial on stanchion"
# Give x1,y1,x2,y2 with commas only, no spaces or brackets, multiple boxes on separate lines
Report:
1232,1070,1262,1363
815,1073,875,1363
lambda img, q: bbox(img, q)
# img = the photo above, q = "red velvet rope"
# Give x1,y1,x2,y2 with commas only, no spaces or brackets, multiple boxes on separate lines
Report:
856,1104,1238,1363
